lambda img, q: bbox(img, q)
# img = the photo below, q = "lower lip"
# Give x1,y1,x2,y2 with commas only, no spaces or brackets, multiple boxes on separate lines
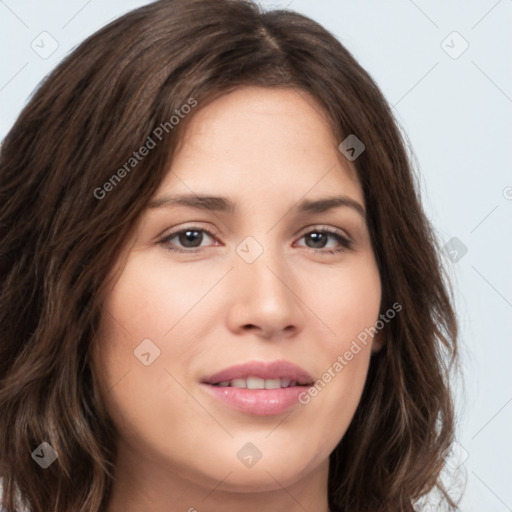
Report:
202,384,309,416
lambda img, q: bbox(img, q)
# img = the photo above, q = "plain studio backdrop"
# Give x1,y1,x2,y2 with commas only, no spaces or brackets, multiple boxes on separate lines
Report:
0,1,511,510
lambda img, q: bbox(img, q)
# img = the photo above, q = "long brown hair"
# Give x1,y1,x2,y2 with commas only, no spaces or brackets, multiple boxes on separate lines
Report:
0,1,459,510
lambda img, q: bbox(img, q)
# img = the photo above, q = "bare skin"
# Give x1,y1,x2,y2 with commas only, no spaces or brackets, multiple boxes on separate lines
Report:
94,86,382,512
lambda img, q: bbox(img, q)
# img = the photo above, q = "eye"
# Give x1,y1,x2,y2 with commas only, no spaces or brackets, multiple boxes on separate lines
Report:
160,227,219,253
159,225,352,255
295,227,352,255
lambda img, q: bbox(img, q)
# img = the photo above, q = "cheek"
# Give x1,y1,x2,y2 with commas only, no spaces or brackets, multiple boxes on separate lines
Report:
93,257,171,399
109,260,168,328
93,252,217,421
309,253,382,347
93,263,194,449
298,255,381,432
100,251,217,344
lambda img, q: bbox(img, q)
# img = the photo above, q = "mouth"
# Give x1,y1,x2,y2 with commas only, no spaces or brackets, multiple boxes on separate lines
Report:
202,359,314,387
209,376,310,389
201,360,315,416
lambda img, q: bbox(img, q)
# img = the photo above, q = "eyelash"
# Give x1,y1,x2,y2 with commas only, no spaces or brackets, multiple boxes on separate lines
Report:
159,225,352,255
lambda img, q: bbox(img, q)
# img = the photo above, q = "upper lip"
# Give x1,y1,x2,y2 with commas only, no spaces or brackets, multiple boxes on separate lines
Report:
202,360,314,385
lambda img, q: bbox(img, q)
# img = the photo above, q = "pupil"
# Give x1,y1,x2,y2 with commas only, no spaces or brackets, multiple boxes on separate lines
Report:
180,230,202,247
308,232,326,248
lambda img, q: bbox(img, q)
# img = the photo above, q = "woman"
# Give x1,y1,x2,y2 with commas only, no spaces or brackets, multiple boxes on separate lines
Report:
0,0,459,510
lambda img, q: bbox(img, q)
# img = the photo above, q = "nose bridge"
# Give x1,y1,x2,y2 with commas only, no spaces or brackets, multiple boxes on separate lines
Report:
229,231,302,336
235,231,289,293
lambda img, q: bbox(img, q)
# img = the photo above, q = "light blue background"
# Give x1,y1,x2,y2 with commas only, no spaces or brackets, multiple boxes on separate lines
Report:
1,1,511,510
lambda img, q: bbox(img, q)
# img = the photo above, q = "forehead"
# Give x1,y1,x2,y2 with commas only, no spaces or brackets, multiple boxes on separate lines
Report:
157,86,362,204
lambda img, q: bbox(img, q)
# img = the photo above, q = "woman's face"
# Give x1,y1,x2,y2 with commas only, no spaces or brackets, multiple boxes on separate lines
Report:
94,86,382,502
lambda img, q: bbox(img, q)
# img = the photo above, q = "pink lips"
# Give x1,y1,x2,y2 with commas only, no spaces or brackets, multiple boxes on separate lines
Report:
201,360,314,416
203,360,314,385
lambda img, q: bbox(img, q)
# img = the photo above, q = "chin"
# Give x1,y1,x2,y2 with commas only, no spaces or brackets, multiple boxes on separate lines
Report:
190,438,329,491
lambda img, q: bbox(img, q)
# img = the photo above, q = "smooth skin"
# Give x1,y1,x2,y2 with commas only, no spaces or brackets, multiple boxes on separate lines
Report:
93,86,383,512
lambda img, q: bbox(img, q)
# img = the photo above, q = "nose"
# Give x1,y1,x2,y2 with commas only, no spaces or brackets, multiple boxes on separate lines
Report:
225,241,304,341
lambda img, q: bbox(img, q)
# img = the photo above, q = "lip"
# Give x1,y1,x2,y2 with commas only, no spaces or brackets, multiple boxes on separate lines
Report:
201,360,314,416
202,360,314,385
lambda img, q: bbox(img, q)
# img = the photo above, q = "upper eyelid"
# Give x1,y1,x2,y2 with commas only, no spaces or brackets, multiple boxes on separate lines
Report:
296,224,351,239
162,225,219,241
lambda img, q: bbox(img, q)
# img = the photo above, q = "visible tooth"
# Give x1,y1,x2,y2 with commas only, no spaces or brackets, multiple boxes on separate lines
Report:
231,378,247,388
218,381,230,387
264,378,281,389
280,378,291,388
246,376,265,389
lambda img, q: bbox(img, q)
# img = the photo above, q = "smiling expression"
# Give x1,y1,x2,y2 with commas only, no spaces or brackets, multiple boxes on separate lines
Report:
93,86,382,499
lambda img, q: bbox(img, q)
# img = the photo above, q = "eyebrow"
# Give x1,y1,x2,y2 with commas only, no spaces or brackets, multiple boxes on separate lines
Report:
148,193,366,219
